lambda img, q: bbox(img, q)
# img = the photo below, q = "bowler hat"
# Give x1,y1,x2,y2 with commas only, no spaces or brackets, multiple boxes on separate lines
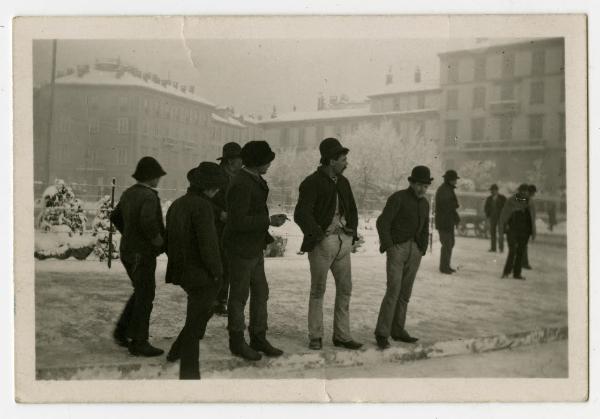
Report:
518,183,529,193
187,162,227,190
527,184,537,193
217,142,242,161
132,156,167,182
408,165,433,185
442,170,460,181
319,137,349,160
241,141,276,167
490,184,499,191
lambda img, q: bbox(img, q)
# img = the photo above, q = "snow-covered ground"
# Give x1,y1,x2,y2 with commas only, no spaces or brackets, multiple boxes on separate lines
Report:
34,222,567,378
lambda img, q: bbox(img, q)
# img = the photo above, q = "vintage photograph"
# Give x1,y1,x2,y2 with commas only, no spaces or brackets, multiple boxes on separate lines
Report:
13,16,588,402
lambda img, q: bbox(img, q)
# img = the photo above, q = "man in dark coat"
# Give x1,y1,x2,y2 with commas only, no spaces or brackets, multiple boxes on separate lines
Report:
294,137,362,351
222,140,287,361
484,184,507,252
374,166,432,350
164,162,227,379
499,184,536,280
521,184,537,270
110,156,167,357
435,170,460,274
211,142,243,316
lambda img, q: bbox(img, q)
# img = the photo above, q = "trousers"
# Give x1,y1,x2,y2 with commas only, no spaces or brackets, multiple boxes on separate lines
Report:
438,229,455,272
503,232,529,277
489,217,504,252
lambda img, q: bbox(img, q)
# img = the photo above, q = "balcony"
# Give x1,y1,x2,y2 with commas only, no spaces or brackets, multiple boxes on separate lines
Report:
489,100,520,114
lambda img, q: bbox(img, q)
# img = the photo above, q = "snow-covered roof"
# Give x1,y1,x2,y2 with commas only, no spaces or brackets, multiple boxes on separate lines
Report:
368,80,441,98
438,37,561,58
56,69,216,108
211,113,246,128
261,108,375,124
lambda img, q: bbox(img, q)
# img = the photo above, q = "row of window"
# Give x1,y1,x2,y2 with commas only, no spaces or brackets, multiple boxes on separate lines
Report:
445,80,565,110
445,113,565,143
446,48,560,83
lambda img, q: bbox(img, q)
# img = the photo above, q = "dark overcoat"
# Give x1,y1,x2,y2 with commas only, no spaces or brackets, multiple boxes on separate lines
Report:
434,182,460,231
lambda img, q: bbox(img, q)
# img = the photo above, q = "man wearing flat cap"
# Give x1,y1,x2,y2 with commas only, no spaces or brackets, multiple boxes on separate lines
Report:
223,140,287,361
110,156,167,357
374,165,432,349
164,162,227,379
294,137,362,351
211,142,243,316
435,170,461,275
484,184,507,253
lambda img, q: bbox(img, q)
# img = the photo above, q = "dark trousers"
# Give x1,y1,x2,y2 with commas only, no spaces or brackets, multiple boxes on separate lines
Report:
169,283,220,380
522,245,530,267
489,217,504,251
115,253,157,343
216,247,230,305
503,232,530,277
227,253,269,336
438,229,455,272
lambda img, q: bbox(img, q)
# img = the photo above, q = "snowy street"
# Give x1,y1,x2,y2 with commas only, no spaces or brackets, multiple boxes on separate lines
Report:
34,228,567,379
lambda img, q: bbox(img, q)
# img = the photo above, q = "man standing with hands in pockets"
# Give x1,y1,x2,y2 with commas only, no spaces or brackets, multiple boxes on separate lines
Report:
374,166,432,350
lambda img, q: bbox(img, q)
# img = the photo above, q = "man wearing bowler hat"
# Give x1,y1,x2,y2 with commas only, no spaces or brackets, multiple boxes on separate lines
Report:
164,162,228,379
110,156,167,357
212,142,243,316
294,137,362,351
223,140,287,361
435,170,461,274
374,166,432,349
484,184,507,253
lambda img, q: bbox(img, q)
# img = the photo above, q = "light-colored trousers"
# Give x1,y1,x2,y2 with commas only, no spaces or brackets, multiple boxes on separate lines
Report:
375,240,422,338
307,233,353,341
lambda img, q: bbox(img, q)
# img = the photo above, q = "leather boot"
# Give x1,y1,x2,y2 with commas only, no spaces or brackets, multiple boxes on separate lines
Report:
229,332,262,361
250,332,284,357
128,341,164,357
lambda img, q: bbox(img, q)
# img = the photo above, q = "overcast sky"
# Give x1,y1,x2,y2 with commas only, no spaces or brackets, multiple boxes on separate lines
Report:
33,38,487,117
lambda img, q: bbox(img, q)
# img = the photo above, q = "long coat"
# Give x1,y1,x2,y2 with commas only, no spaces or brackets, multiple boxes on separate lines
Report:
499,195,537,239
165,188,223,288
222,169,274,258
434,182,460,231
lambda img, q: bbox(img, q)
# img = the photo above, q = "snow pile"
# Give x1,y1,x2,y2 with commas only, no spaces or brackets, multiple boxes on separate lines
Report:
34,231,96,260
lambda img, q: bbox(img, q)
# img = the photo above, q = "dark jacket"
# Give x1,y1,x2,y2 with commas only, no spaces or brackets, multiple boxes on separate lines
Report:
110,183,165,257
294,166,359,252
376,187,430,254
222,169,274,258
165,188,223,288
211,165,234,240
484,193,507,220
435,182,460,231
499,194,536,239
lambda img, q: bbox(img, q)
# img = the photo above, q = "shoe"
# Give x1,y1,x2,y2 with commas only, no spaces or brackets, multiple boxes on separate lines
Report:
449,268,457,273
501,273,509,279
375,335,391,350
522,265,532,270
513,275,526,280
166,348,180,362
440,269,453,275
229,332,262,361
128,341,165,357
113,329,129,348
332,338,363,350
309,338,322,350
488,249,496,252
390,330,419,343
250,332,284,357
213,302,228,317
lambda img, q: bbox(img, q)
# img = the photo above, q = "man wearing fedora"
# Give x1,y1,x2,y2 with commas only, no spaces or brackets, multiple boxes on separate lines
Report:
374,166,432,349
435,170,461,275
212,142,244,316
164,162,227,379
294,137,362,351
223,140,287,361
484,184,507,253
110,156,167,357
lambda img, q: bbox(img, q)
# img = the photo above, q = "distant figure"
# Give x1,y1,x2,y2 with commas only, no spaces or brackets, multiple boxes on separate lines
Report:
374,165,432,350
110,156,167,357
164,162,227,379
499,184,536,280
435,170,461,275
211,142,243,317
484,184,507,252
223,141,287,361
547,200,558,232
521,184,538,270
294,138,362,351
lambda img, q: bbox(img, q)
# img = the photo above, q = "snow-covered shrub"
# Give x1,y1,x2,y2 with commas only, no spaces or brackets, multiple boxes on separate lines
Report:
92,195,119,261
38,180,88,235
265,235,287,258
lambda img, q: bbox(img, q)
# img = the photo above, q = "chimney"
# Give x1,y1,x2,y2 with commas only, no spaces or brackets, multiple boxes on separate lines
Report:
188,85,195,94
414,67,421,83
385,66,393,85
143,72,151,82
180,85,187,93
271,105,277,119
173,81,179,89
